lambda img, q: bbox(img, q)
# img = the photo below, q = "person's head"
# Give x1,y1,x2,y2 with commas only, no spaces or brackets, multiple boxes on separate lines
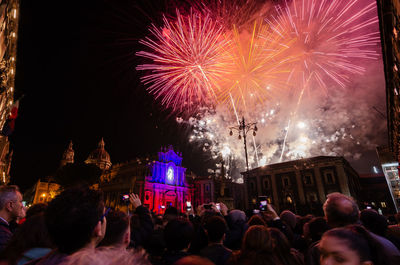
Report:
280,210,297,230
173,255,214,265
320,225,381,265
164,206,179,223
247,214,266,227
0,213,53,264
268,227,301,265
323,193,359,228
204,216,227,243
242,225,273,254
164,217,194,251
229,209,246,224
45,185,105,254
25,203,47,219
304,217,330,242
98,210,130,248
0,185,24,222
63,247,150,265
360,209,388,237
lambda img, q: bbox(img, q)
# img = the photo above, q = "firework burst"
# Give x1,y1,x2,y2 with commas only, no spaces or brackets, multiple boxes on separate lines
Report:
136,9,232,112
265,0,380,92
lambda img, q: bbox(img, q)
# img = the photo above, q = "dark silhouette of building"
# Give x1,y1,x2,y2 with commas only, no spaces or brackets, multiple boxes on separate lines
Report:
377,0,400,167
242,156,361,214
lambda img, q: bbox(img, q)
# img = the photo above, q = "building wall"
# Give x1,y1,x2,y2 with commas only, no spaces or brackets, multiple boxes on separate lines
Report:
377,0,400,165
100,148,193,214
0,1,19,184
243,156,360,214
32,179,60,204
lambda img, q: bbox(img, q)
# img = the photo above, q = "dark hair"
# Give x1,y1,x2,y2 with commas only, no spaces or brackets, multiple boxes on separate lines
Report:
0,185,19,210
306,217,329,242
242,225,273,253
268,228,302,265
204,216,227,243
247,215,266,227
360,209,388,237
98,210,129,247
0,214,53,264
233,225,278,265
25,203,47,219
321,225,384,265
164,217,194,251
323,193,359,227
45,185,104,254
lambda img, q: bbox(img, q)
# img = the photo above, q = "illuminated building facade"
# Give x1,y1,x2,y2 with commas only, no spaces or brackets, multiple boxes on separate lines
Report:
377,0,400,167
243,156,361,214
359,173,395,214
0,0,19,185
377,145,400,212
100,146,193,214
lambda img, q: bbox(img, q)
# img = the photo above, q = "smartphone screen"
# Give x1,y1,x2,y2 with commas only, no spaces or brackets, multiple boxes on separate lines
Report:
216,203,220,210
186,201,191,207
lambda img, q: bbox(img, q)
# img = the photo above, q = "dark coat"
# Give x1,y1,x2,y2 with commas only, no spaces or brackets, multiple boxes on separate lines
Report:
0,218,12,253
200,243,232,265
130,206,154,248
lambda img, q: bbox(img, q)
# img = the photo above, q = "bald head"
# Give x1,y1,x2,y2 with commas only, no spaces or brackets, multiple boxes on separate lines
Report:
323,192,359,228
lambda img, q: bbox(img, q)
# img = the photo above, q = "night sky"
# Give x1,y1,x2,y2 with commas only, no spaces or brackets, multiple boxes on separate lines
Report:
10,0,385,191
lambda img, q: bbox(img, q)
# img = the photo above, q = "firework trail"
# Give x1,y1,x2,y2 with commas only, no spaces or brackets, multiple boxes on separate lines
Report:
136,9,232,112
137,0,383,181
265,0,380,93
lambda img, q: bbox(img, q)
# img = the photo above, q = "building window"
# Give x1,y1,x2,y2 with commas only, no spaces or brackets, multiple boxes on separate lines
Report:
263,178,270,189
304,174,313,185
283,177,290,187
250,182,255,193
324,172,335,184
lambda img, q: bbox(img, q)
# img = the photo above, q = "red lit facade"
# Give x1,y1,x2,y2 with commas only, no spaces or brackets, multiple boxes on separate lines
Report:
100,146,193,214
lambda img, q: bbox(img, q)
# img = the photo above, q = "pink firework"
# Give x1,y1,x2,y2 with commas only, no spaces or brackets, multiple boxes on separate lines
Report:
265,0,380,92
136,10,232,112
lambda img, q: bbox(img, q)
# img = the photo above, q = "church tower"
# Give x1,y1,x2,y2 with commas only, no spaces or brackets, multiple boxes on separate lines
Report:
60,140,74,167
85,138,112,170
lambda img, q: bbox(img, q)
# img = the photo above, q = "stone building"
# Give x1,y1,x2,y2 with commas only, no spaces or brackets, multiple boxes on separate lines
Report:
377,0,400,167
359,173,395,215
99,146,192,214
0,0,19,185
243,156,361,214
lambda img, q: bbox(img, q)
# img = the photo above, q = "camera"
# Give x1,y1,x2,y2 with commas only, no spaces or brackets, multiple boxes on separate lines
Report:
259,196,268,211
120,194,130,204
204,204,212,210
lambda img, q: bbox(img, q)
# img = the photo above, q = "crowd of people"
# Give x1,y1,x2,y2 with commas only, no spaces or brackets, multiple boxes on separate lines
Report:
0,184,400,265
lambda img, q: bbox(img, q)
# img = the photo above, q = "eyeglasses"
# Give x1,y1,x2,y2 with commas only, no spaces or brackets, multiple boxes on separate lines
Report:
99,207,111,223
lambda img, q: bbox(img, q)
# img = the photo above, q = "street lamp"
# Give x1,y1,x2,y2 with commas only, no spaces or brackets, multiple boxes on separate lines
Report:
229,116,258,172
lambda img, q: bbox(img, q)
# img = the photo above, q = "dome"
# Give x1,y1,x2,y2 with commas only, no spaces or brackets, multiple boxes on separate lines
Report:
85,138,112,170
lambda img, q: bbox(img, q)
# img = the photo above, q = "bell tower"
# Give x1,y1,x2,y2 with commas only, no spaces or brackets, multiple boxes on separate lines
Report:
60,140,74,167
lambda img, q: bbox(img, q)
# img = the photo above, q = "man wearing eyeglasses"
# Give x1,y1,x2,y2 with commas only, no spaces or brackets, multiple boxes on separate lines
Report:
0,185,24,252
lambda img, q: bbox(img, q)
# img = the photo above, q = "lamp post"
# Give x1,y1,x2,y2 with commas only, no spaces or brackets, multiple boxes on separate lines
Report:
229,116,258,172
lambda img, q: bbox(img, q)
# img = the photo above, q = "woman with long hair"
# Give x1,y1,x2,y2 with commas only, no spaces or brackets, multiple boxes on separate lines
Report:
228,225,279,265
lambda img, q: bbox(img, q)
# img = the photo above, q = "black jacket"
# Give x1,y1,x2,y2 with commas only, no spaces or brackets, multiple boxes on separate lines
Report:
0,218,12,253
